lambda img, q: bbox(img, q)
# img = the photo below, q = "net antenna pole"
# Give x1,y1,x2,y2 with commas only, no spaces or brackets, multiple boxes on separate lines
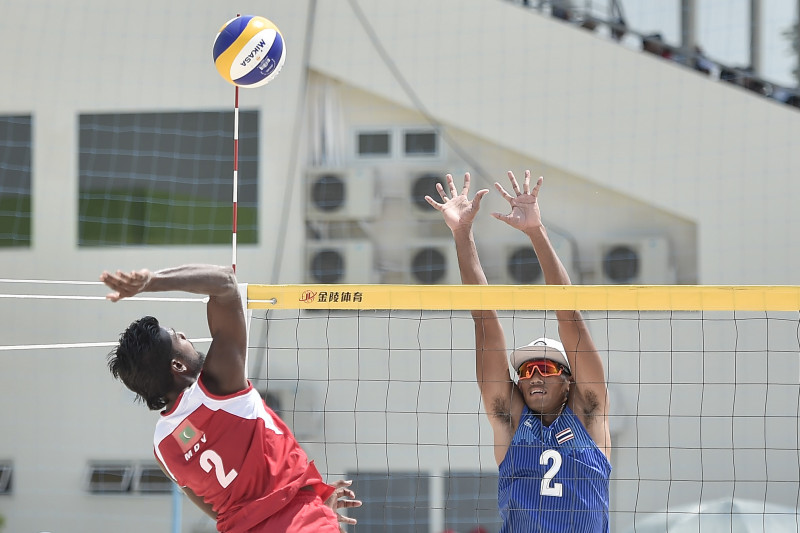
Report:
231,12,242,273
232,83,239,273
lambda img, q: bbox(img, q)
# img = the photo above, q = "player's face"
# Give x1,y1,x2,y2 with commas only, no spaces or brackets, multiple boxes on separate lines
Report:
166,327,205,377
517,362,570,415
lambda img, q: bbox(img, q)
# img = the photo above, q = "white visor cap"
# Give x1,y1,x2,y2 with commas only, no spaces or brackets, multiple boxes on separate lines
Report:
509,337,571,377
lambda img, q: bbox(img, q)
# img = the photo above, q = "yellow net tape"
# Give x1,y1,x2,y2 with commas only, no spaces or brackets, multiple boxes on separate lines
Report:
247,284,800,311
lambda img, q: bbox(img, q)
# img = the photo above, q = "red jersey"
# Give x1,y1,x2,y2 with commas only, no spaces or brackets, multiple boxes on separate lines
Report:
154,376,334,532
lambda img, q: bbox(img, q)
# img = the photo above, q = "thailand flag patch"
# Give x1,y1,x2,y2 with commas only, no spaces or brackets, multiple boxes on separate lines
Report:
555,427,574,444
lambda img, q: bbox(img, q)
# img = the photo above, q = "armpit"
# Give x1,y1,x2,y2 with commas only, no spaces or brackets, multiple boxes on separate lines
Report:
490,396,513,429
580,389,601,425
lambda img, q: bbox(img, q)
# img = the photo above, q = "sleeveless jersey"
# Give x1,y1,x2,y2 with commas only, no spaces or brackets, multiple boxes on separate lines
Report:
498,405,611,533
154,376,334,533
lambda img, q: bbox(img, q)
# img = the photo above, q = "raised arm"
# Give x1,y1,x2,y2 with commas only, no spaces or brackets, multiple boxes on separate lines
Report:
100,264,248,395
492,171,610,457
426,173,519,464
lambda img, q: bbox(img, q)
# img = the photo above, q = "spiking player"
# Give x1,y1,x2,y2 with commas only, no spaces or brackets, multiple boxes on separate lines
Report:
102,264,360,532
427,172,611,532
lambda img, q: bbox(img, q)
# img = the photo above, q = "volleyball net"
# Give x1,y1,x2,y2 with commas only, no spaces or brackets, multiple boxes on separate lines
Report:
1,281,799,531
242,284,800,532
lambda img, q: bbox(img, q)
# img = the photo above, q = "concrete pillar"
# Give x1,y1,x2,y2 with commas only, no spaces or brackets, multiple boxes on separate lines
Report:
796,0,800,87
680,0,697,54
750,0,762,74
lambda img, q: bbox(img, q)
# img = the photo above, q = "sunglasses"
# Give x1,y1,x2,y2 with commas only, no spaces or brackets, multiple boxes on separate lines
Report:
517,359,568,380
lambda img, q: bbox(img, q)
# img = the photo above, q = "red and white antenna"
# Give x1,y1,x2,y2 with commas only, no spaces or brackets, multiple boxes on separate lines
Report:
231,13,241,273
232,84,239,273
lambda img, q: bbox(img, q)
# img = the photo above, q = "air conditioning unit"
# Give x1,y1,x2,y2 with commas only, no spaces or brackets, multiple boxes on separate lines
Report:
500,232,577,284
407,171,447,220
597,237,676,284
403,239,461,285
305,240,375,284
306,167,376,221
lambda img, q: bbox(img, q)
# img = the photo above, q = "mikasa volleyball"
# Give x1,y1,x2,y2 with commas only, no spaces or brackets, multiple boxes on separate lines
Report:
213,15,286,88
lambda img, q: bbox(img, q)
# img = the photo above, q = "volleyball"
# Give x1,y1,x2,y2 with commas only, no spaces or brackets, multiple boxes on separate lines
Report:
213,15,286,88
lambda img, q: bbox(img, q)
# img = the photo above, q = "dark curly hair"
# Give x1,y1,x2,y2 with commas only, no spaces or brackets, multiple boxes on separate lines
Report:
108,316,175,410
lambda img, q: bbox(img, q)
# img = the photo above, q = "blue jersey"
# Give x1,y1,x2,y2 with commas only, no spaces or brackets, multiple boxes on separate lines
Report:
498,405,611,533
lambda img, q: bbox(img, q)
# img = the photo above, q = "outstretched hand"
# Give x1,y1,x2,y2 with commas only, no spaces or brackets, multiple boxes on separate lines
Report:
100,269,152,302
324,479,362,531
491,170,544,233
424,172,489,232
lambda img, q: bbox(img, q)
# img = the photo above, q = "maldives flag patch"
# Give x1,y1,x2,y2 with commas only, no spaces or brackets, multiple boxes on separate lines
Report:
172,419,203,452
555,427,574,444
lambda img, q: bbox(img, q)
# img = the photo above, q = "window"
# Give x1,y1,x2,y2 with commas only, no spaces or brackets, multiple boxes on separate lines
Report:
78,110,258,246
87,462,176,494
86,463,135,493
0,115,32,247
0,462,13,495
357,131,391,157
354,127,441,160
133,464,173,493
403,130,438,156
443,472,502,532
346,471,430,532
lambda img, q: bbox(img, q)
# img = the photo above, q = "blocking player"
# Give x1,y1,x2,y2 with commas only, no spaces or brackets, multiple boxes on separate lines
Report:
427,171,611,532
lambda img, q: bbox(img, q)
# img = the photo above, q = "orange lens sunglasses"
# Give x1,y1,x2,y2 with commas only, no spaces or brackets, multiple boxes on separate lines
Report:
517,359,567,380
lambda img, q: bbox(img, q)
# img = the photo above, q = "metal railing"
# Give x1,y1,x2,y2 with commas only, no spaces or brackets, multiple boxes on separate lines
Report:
508,0,800,109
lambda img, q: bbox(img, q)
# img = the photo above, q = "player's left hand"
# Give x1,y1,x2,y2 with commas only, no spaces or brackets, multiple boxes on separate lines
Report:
324,479,362,531
492,170,544,233
100,269,152,302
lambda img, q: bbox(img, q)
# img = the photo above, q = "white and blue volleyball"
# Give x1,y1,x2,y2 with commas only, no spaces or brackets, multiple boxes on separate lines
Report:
213,15,286,88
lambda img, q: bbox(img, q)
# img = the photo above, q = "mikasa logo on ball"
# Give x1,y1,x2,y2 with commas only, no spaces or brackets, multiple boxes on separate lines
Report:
240,39,267,67
231,30,278,78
